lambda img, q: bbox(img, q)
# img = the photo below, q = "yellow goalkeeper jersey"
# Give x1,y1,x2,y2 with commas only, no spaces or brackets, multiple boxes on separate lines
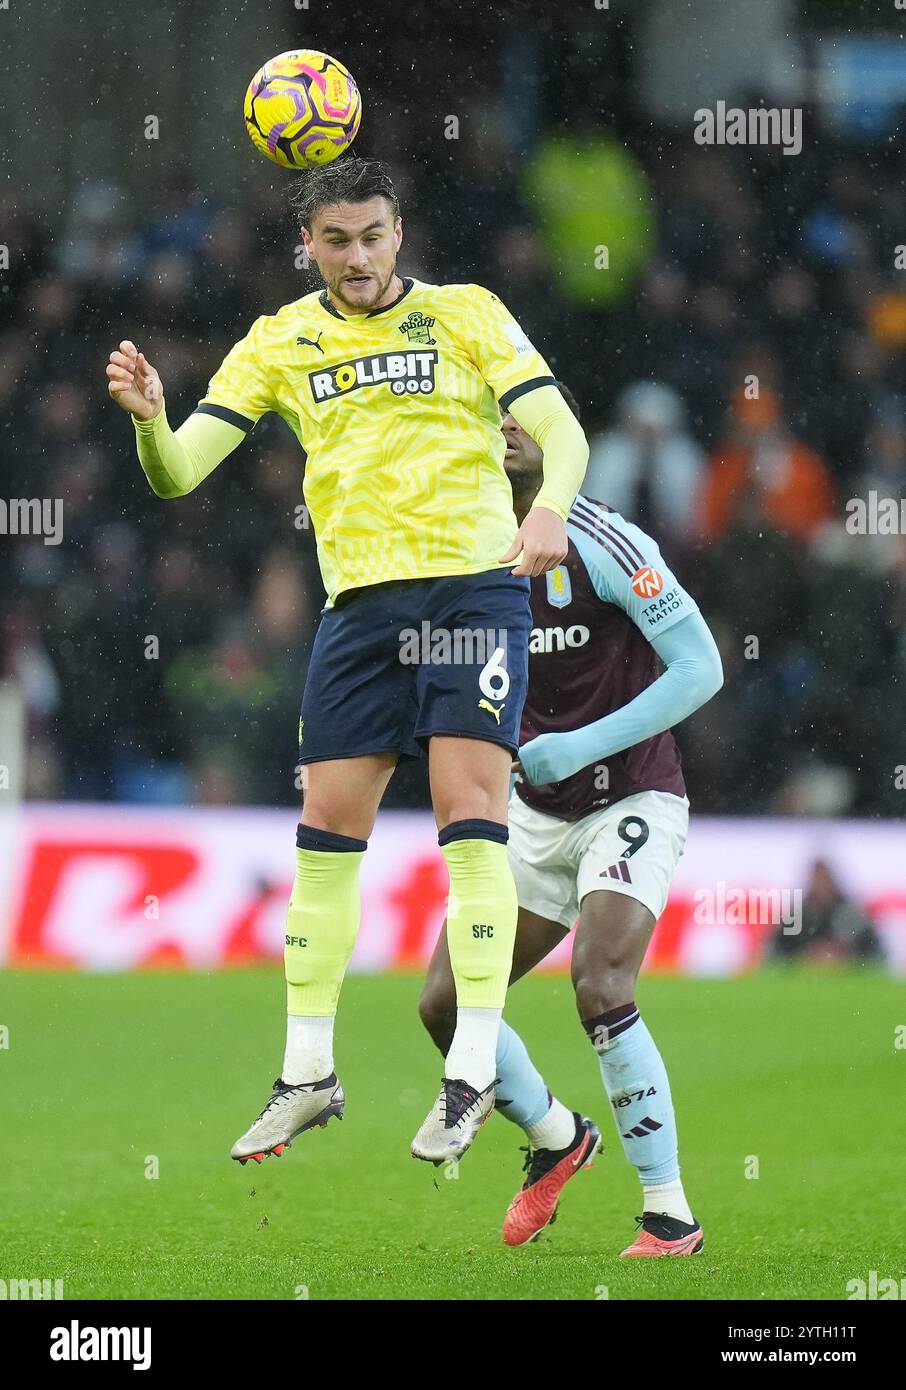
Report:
198,277,556,603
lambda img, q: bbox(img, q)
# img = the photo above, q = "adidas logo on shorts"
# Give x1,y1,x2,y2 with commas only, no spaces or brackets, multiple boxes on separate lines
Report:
601,860,633,883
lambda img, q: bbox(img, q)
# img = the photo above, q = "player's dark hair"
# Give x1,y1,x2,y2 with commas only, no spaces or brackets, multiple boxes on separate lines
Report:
289,157,400,231
555,380,582,422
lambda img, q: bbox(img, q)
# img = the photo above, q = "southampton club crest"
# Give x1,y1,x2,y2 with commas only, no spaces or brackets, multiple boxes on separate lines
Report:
398,311,436,345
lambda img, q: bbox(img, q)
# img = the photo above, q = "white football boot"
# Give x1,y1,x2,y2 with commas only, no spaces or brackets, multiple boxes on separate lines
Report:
411,1077,496,1165
230,1073,345,1163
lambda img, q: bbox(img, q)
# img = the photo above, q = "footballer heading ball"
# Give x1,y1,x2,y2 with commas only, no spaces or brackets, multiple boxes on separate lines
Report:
243,49,362,170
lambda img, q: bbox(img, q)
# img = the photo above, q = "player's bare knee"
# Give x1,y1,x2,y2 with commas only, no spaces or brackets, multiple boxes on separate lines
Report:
300,800,371,841
573,965,636,1019
436,795,506,832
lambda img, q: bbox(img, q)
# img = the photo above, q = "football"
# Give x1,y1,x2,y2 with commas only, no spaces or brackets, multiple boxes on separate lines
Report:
243,49,362,170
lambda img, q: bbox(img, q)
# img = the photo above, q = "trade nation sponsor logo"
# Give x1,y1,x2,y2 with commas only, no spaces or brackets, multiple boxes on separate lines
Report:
631,566,663,599
638,577,688,628
310,350,437,401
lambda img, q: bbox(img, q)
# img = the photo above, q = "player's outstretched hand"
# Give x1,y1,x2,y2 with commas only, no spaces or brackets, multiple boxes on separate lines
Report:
106,340,164,421
501,505,568,578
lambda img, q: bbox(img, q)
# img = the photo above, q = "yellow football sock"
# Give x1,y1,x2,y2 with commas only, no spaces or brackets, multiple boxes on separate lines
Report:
440,822,518,1009
284,827,366,1016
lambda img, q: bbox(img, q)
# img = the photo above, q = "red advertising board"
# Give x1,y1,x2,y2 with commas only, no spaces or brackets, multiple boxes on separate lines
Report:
2,806,905,973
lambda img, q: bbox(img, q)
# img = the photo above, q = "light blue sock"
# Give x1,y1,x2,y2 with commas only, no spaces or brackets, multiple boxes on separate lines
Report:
493,1019,551,1128
586,1005,680,1185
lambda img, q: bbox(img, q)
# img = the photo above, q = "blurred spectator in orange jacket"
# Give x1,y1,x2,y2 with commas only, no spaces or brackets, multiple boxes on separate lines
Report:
701,388,836,542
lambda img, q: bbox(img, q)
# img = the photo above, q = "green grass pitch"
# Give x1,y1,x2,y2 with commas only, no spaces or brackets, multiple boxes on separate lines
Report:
2,967,901,1301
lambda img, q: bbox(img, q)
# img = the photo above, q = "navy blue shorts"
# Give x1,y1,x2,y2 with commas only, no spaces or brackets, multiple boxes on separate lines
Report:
299,568,531,763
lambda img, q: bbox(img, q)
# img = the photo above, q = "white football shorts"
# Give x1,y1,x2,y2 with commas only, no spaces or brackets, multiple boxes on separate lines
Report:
507,788,690,927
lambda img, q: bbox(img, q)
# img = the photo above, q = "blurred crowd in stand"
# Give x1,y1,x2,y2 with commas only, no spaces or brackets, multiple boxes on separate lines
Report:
2,20,904,818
